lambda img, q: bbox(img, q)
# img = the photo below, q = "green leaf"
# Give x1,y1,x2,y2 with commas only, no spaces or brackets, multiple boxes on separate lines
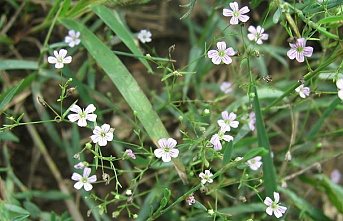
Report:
252,86,277,197
4,204,30,215
280,188,330,221
243,147,268,161
91,5,152,73
222,141,233,165
193,201,207,211
273,8,281,24
318,16,343,25
315,174,343,213
0,60,38,70
0,131,19,142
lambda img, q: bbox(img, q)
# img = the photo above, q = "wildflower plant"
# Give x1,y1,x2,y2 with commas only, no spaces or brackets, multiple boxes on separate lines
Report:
2,0,343,220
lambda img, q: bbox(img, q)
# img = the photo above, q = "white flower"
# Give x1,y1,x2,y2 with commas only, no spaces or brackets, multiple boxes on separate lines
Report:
295,84,310,98
138,29,152,43
71,167,97,191
64,30,81,47
264,192,287,218
220,81,232,94
223,2,250,25
208,42,235,65
67,104,97,127
199,170,213,184
47,49,72,69
217,111,239,132
154,138,179,162
90,124,114,146
247,26,269,45
210,130,234,151
336,78,343,100
247,156,262,170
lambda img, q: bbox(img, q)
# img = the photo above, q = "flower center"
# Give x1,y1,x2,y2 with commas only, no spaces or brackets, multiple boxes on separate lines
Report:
233,11,240,17
164,146,170,153
79,111,86,119
271,202,278,209
81,177,88,183
218,50,226,57
100,131,106,138
251,159,256,164
57,57,63,63
296,47,304,53
224,119,231,125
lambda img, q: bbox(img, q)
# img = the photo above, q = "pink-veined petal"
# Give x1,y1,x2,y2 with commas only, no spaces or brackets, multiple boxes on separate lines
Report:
221,111,229,119
264,197,273,206
230,121,239,128
265,207,273,216
226,47,235,56
161,152,171,162
230,17,239,25
86,113,97,122
169,149,179,158
274,192,280,203
53,50,59,58
83,183,93,191
158,138,167,148
154,148,164,158
278,205,287,213
67,114,80,122
48,56,57,64
85,104,96,113
59,49,68,58
71,173,82,181
287,49,296,60
63,56,72,64
105,133,113,142
222,8,233,16
239,6,250,14
217,41,227,51
248,26,256,34
83,167,91,177
303,46,313,57
74,181,84,190
68,30,76,36
98,138,108,146
229,2,239,11
211,56,221,65
77,118,87,127
274,209,282,218
221,55,232,64
228,112,236,120
297,38,306,47
247,33,255,41
92,126,102,135
88,175,97,183
101,124,111,132
70,104,82,113
239,15,250,22
208,50,218,58
167,138,177,148
295,52,304,62
90,135,100,143
223,135,233,142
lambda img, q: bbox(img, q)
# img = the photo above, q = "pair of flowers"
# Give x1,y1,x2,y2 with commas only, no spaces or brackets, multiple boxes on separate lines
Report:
48,30,81,69
68,104,114,147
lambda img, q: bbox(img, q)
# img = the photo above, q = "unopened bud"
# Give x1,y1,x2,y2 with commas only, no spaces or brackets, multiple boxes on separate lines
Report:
285,151,292,162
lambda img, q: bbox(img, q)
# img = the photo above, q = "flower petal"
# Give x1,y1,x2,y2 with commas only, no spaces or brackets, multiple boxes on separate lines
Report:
83,183,93,191
274,192,280,203
154,149,164,158
47,56,57,64
167,138,177,148
265,207,273,216
264,197,273,206
161,152,171,162
222,8,233,16
88,175,97,183
169,149,179,158
71,173,82,181
85,104,96,113
217,41,227,51
83,167,91,177
74,181,83,190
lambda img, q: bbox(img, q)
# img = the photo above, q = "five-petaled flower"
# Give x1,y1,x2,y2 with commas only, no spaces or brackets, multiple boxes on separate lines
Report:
138,29,152,43
186,195,196,205
264,192,287,218
336,78,343,100
67,104,97,127
223,2,250,25
247,26,269,45
154,138,179,162
247,156,262,170
220,81,233,94
287,38,313,62
90,124,114,146
295,84,310,98
217,111,239,132
210,130,234,151
208,42,235,65
47,49,72,69
199,170,213,184
65,30,81,48
71,167,97,191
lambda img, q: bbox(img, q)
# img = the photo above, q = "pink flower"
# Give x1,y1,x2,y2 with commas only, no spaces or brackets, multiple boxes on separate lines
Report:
247,26,268,44
247,156,262,170
217,111,239,132
186,195,196,205
220,81,232,94
295,84,310,98
210,130,234,151
154,138,179,162
287,38,313,62
125,149,136,159
71,167,97,191
64,30,81,48
90,124,114,146
223,2,250,25
208,42,235,65
264,192,287,218
248,112,256,131
331,169,341,184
